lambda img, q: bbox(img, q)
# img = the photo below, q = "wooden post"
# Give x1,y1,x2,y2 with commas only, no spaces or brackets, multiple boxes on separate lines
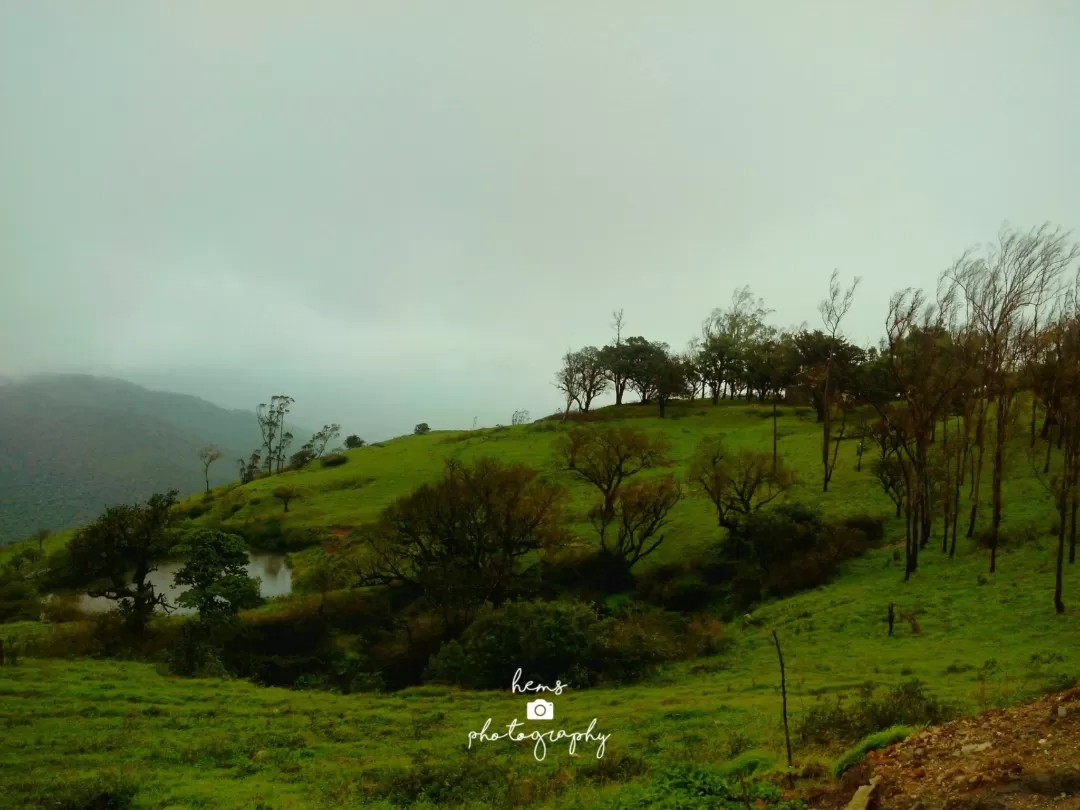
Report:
0,638,4,667
772,630,793,771
888,603,895,636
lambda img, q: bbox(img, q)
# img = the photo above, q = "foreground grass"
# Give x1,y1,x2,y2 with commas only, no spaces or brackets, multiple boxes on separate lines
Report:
3,537,1078,809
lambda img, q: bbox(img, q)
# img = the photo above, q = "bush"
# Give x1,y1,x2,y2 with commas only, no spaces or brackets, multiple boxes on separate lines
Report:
414,423,431,435
42,594,89,623
321,453,348,468
586,765,801,810
185,503,209,520
0,580,43,623
798,679,955,746
425,600,724,689
726,504,877,607
840,514,887,545
426,600,603,689
975,523,1042,550
831,725,913,777
635,555,726,612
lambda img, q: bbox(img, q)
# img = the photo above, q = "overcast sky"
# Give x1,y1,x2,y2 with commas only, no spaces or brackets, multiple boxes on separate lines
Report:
3,2,1080,441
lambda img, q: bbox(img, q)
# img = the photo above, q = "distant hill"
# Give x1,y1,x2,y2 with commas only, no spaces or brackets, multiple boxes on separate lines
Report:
0,374,307,543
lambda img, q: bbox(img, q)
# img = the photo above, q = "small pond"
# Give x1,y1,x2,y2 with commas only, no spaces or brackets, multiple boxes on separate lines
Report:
49,551,292,615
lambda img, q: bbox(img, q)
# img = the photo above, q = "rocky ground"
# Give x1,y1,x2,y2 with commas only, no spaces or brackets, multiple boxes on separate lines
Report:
805,685,1080,809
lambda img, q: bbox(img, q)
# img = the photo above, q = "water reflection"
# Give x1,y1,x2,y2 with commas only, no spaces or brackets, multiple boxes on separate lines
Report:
51,551,292,615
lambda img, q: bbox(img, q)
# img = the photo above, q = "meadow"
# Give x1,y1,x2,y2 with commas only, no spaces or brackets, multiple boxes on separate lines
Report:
2,400,1078,809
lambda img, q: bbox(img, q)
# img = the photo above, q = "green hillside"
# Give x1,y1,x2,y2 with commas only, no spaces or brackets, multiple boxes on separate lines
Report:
0,374,306,543
1,400,1077,809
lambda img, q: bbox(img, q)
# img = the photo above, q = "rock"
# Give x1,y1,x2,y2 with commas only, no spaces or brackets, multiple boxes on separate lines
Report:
1058,706,1068,718
843,776,881,810
961,742,992,754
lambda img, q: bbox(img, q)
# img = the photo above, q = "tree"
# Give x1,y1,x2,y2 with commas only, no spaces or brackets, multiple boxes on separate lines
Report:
173,530,263,622
555,426,671,533
653,353,690,418
273,486,299,513
67,490,179,635
622,336,671,404
601,309,629,405
815,271,861,492
858,286,969,577
310,424,342,459
602,476,682,567
256,395,294,477
946,223,1079,573
414,423,431,435
354,458,568,634
238,449,261,485
31,528,50,553
289,444,315,470
553,350,583,418
573,347,610,412
687,436,797,531
197,445,223,494
344,435,366,450
275,431,294,475
1025,284,1080,612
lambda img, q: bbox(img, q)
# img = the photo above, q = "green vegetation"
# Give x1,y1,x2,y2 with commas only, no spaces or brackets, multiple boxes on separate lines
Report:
3,223,1080,808
831,726,914,778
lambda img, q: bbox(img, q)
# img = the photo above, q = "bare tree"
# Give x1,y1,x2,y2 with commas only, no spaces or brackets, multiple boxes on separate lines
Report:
600,476,682,568
555,426,670,538
573,347,611,411
946,223,1079,573
817,271,861,492
310,423,342,459
198,444,223,494
687,436,798,530
553,350,583,420
256,394,294,477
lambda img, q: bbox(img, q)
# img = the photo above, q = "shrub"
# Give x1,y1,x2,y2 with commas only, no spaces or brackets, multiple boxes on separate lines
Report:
42,594,89,623
426,600,603,689
35,774,139,810
975,523,1042,550
725,504,877,607
321,453,348,468
840,514,887,545
0,580,43,623
798,679,955,746
414,423,431,435
185,503,209,520
831,726,913,778
425,600,723,689
588,765,798,810
635,557,723,612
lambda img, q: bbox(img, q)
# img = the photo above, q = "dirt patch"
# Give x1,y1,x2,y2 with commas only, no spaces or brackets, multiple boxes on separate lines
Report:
806,685,1080,809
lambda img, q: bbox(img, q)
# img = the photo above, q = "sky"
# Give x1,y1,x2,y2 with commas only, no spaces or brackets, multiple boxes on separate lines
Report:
3,1,1080,441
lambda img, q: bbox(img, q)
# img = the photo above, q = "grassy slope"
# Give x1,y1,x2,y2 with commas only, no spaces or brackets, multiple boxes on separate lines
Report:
2,400,1079,808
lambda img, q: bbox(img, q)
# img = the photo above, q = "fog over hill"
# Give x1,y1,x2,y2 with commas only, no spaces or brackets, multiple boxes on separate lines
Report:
0,374,310,542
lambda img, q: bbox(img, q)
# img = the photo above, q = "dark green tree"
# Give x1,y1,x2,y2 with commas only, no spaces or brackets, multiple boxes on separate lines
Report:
67,490,180,635
173,530,263,622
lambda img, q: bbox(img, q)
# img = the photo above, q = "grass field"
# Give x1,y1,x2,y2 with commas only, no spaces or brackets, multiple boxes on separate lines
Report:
2,400,1078,808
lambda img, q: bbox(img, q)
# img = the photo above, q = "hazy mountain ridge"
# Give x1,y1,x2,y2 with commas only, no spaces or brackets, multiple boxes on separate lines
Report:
0,374,304,542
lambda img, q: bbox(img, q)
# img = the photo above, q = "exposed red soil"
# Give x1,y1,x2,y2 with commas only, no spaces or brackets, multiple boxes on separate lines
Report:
805,685,1080,809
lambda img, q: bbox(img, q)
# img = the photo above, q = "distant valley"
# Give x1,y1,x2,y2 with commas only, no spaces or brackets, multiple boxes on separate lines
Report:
0,374,307,542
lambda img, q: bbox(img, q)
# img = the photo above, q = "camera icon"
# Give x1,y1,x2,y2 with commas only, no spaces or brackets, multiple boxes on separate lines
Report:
526,699,554,721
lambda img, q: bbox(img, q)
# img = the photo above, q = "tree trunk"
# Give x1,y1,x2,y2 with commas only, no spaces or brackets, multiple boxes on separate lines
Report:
772,397,779,474
989,395,1008,574
1069,498,1077,565
1055,498,1067,614
772,631,793,770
